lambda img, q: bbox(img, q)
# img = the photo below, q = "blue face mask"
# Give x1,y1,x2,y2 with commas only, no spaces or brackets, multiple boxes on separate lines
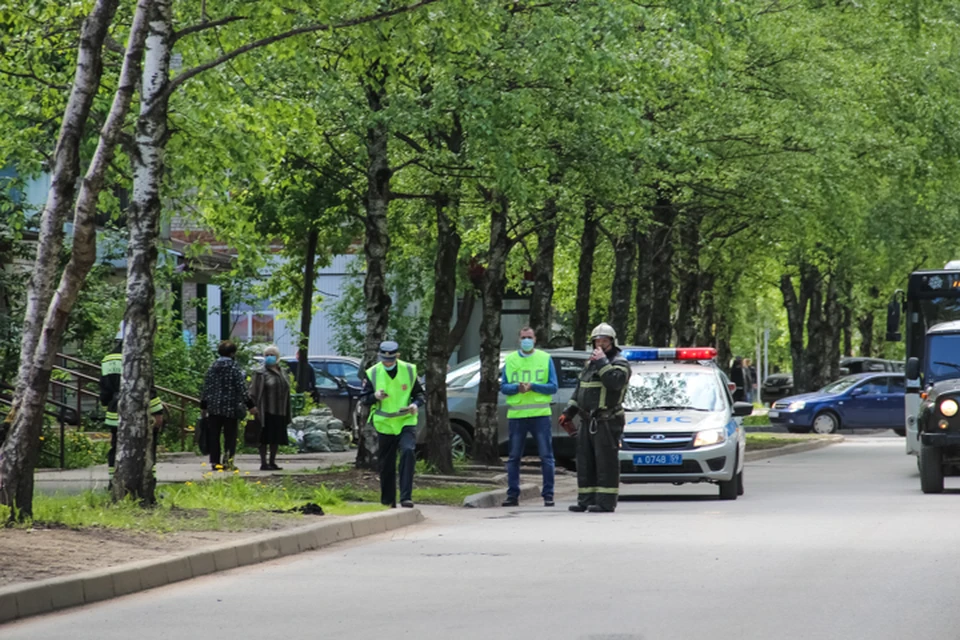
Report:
520,338,535,353
382,361,397,371
264,355,278,366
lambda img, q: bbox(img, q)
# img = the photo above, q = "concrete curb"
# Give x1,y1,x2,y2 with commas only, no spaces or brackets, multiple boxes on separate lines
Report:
744,436,844,462
0,508,423,627
463,482,540,508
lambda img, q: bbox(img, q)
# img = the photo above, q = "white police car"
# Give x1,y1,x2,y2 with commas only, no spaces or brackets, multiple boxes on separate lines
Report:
617,348,753,500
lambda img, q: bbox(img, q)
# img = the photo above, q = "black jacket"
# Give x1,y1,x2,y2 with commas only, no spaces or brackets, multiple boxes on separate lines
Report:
563,348,631,418
201,357,253,418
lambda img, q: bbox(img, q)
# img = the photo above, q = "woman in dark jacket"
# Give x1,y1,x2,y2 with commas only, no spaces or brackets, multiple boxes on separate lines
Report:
248,344,292,471
201,341,252,470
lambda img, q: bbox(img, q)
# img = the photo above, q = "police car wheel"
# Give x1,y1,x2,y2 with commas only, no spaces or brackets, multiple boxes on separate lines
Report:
718,458,740,501
736,470,744,496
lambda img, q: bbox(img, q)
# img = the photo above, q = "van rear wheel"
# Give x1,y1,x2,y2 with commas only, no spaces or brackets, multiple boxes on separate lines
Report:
920,445,945,494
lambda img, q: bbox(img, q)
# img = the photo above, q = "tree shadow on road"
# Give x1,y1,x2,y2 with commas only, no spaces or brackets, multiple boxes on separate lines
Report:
618,494,720,502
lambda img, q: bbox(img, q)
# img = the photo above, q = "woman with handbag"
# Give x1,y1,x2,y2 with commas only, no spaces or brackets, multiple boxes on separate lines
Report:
200,341,252,471
248,345,292,471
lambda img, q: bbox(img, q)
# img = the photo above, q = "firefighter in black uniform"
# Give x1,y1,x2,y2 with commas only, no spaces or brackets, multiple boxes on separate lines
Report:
559,323,631,513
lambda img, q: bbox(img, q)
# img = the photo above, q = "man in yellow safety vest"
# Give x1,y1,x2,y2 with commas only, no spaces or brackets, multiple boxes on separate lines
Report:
361,340,425,508
500,326,558,507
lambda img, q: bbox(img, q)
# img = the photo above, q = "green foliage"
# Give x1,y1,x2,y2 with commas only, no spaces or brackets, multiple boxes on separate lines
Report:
36,426,109,470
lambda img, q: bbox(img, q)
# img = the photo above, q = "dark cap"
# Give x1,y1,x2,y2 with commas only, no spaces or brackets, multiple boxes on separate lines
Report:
378,340,399,360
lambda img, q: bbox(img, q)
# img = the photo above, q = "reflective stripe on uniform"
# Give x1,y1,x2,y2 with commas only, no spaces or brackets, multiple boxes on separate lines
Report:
595,487,619,494
509,403,551,412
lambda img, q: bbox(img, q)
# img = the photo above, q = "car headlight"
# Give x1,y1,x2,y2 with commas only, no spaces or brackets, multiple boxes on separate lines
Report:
693,428,726,447
787,401,806,411
940,398,959,417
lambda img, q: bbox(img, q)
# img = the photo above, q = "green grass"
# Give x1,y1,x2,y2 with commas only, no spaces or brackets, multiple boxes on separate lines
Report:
0,476,386,532
741,414,770,427
745,433,805,450
329,483,494,506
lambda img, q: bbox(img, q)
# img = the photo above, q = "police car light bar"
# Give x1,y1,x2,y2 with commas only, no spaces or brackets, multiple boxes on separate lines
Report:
622,347,718,362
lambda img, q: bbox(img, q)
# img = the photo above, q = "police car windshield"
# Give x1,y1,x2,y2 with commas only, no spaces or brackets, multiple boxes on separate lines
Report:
623,371,723,412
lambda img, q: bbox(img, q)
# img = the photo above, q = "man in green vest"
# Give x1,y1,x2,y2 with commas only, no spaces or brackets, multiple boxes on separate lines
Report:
361,340,425,508
500,326,558,507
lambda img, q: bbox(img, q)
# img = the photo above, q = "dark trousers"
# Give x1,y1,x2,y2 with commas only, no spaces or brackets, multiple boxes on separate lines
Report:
576,415,623,511
506,416,555,500
378,426,416,506
207,415,238,466
108,426,160,474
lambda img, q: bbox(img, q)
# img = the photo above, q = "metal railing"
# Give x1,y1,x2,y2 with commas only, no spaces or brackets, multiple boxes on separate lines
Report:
0,353,202,468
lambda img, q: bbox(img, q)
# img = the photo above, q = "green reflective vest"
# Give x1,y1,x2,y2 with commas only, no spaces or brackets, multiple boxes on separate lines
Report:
366,360,418,435
101,353,163,427
504,350,553,418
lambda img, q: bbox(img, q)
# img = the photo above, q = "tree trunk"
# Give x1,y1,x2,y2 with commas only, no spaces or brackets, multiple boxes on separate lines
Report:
572,199,597,351
633,232,652,346
608,219,637,342
649,193,675,347
697,271,716,347
780,272,809,392
675,212,701,347
825,277,843,382
0,0,147,518
296,228,319,392
356,67,391,471
529,197,558,346
447,291,475,355
113,0,173,505
858,313,874,357
473,192,509,465
424,194,460,474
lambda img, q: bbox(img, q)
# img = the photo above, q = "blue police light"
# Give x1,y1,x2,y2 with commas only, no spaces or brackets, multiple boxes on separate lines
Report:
622,347,718,362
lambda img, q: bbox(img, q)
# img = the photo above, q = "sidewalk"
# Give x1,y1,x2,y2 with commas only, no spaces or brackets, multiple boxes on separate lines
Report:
33,451,356,495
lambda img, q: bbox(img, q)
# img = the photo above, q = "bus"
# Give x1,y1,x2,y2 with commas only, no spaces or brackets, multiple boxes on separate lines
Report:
886,261,960,458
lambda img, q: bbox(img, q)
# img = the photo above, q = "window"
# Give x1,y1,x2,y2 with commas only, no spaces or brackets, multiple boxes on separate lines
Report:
855,379,887,396
316,371,340,391
328,361,362,387
623,371,723,412
553,357,586,388
888,377,906,394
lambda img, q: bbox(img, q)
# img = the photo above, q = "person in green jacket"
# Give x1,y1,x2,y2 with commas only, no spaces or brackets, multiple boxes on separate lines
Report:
361,340,425,508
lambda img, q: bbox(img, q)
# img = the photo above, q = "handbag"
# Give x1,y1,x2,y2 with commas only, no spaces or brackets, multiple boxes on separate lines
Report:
195,416,209,455
244,417,262,446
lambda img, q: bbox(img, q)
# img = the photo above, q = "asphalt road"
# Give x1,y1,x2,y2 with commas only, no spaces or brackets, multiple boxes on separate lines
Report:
9,433,960,640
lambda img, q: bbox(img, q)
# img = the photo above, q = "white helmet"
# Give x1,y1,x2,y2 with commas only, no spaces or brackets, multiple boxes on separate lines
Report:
590,322,617,347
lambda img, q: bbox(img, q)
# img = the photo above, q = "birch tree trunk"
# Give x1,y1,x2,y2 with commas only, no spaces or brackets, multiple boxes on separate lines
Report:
0,0,149,518
473,192,510,465
528,197,558,345
356,66,391,471
424,194,461,474
114,0,173,504
572,200,598,351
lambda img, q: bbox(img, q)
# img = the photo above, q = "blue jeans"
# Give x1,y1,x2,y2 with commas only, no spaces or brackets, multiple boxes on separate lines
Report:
506,415,555,500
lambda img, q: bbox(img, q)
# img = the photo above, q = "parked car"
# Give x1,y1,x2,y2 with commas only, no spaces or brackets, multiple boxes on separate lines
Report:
254,355,364,427
768,372,906,435
761,372,794,405
414,348,594,463
839,357,904,376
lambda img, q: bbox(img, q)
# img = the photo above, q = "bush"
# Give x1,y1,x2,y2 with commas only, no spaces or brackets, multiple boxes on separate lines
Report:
37,425,109,470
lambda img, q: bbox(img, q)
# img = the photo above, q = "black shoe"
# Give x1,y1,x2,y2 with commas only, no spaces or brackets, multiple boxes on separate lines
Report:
568,504,588,512
587,505,614,513
268,463,283,471
544,499,555,507
501,498,519,507
400,500,414,508
260,463,270,471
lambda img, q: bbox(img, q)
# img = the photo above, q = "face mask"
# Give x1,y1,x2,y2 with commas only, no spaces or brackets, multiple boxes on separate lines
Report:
520,338,535,352
264,355,278,366
382,361,397,371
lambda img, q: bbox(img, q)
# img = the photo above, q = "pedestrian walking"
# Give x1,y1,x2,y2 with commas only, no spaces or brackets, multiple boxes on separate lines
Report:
500,326,558,507
248,344,293,471
742,357,755,403
559,323,631,513
730,357,747,403
361,340,425,508
200,340,252,471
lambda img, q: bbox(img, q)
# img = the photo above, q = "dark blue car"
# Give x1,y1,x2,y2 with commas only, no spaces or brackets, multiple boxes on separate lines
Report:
768,373,906,435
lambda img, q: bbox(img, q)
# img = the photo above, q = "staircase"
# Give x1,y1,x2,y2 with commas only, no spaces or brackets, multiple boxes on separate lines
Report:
0,353,200,468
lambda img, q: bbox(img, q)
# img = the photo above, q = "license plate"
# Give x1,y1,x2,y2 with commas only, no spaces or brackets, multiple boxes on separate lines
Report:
768,410,779,418
633,453,682,466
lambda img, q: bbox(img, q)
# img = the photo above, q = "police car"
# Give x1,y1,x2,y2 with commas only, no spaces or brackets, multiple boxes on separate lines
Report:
618,347,753,500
